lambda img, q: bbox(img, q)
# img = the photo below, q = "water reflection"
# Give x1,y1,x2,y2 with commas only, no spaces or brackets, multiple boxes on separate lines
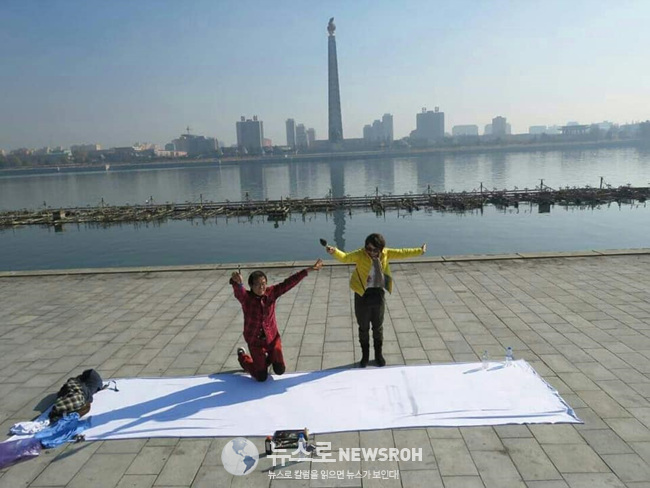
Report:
330,161,346,249
2,147,650,212
415,153,445,192
2,203,648,271
486,152,507,188
239,163,264,201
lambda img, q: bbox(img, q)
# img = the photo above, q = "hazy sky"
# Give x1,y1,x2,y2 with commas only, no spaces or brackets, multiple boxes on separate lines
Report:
1,0,649,150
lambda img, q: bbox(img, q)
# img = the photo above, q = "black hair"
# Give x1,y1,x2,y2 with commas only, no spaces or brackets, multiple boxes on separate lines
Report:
365,233,386,250
248,270,268,288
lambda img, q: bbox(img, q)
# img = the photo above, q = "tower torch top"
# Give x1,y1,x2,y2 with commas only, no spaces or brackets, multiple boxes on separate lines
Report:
327,17,336,36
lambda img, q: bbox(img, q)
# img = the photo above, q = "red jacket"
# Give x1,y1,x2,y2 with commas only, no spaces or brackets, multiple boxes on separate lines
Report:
232,269,309,346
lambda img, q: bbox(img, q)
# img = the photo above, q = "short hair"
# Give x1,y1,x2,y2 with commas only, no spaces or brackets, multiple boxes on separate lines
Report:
365,233,386,250
248,270,267,288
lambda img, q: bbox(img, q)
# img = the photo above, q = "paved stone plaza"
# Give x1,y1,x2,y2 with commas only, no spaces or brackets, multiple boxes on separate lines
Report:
2,251,650,487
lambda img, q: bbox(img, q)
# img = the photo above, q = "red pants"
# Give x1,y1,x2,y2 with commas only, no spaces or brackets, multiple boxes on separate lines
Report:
239,335,285,382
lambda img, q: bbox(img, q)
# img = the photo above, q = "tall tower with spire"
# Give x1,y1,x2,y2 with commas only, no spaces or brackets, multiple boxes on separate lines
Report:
327,17,343,143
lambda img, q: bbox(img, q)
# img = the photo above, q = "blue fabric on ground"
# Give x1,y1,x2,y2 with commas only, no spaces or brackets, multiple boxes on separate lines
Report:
35,413,90,448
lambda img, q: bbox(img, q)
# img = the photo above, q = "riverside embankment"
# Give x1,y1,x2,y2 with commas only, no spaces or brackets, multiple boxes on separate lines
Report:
0,137,645,177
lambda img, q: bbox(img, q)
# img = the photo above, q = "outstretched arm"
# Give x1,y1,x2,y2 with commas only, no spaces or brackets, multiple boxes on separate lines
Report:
326,245,363,263
386,243,427,260
269,259,323,300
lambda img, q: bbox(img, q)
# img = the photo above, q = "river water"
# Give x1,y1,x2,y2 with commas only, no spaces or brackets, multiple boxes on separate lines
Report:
1,146,649,271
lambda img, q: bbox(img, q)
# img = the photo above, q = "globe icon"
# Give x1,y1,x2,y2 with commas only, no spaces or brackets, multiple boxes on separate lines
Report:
221,437,260,476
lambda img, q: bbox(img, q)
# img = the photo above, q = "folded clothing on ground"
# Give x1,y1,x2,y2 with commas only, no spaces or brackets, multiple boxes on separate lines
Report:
49,369,103,422
35,413,90,448
9,419,50,436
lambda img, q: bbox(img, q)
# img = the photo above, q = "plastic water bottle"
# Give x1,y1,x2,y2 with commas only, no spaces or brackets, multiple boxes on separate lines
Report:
505,346,513,366
481,350,489,370
298,433,306,452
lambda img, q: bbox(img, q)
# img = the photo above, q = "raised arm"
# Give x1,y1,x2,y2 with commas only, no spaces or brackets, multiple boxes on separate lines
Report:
386,243,426,260
269,259,323,300
326,245,364,264
230,271,247,304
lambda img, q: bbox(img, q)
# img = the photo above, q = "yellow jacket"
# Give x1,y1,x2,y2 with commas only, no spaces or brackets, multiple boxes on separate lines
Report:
331,246,424,296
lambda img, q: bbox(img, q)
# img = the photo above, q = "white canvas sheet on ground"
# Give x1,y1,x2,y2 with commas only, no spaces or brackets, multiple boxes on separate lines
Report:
82,360,580,440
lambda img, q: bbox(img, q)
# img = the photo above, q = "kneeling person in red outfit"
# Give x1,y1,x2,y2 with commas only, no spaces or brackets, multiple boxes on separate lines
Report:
230,259,323,381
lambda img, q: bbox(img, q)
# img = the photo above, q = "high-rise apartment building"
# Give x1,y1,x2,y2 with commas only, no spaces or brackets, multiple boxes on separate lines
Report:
286,119,296,148
413,107,444,143
485,119,511,136
363,125,372,141
306,128,316,146
382,114,394,142
236,116,264,154
492,116,507,137
296,124,309,148
363,113,394,143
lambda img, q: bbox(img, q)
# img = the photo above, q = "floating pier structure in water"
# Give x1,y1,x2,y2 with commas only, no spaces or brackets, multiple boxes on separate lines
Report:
1,184,649,228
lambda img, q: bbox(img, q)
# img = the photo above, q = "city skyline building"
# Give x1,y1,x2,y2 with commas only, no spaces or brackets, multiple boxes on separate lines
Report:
528,125,560,135
382,114,394,142
492,116,508,137
411,107,445,144
236,115,264,154
452,125,479,137
285,118,296,148
327,18,343,143
296,123,308,148
484,120,511,136
169,132,217,157
306,128,316,146
363,113,394,144
70,143,102,153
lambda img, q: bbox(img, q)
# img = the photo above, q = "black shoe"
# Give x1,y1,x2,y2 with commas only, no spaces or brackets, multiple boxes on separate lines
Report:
360,345,370,368
374,343,386,367
237,347,246,359
272,363,285,375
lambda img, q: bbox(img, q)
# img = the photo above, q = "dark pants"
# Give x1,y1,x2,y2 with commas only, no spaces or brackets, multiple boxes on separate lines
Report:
238,335,285,382
354,289,385,347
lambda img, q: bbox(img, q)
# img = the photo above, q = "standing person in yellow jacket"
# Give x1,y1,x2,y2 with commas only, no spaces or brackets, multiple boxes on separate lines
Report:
325,233,426,368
